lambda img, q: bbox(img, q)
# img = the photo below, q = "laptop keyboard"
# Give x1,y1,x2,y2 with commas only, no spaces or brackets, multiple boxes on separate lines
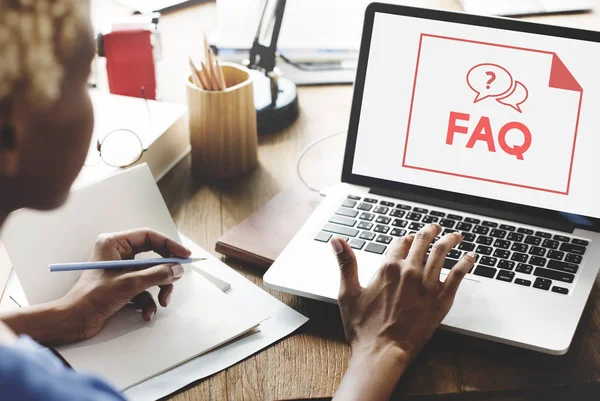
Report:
314,194,591,296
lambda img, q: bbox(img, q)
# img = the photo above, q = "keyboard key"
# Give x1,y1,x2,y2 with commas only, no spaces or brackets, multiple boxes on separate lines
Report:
357,221,373,230
499,224,516,231
515,278,531,287
496,270,515,282
376,216,391,224
406,212,422,221
409,222,425,231
497,260,515,270
476,245,493,255
439,219,456,228
349,238,366,250
347,195,361,200
380,201,394,207
359,213,375,221
464,217,480,224
430,211,445,217
365,242,386,254
422,215,439,223
524,236,541,246
458,242,475,251
547,260,579,274
547,250,564,260
473,226,489,235
448,249,462,259
357,203,373,211
364,198,378,203
442,229,458,236
392,219,408,227
390,209,405,218
533,277,552,290
517,228,534,235
553,235,570,242
474,265,497,278
447,214,463,221
359,231,376,241
476,236,493,245
323,223,359,237
529,256,547,266
443,259,459,269
552,286,569,295
494,239,510,249
332,235,349,242
374,225,390,234
507,232,524,242
456,222,473,231
374,206,389,215
314,231,332,243
390,228,406,237
535,231,552,239
376,235,393,244
565,253,582,264
413,207,428,214
572,239,589,246
490,229,507,239
529,246,546,257
462,233,476,242
396,204,411,210
541,239,559,250
336,207,358,218
511,243,528,253
493,249,510,259
511,252,528,262
482,221,498,228
341,199,357,208
534,267,574,283
480,256,497,267
559,242,586,255
329,215,357,227
516,263,533,274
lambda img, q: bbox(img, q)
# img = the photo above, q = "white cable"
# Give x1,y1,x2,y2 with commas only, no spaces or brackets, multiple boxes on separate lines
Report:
296,130,347,194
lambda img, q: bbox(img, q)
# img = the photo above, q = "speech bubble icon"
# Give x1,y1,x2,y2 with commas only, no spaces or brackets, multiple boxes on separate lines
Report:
496,81,528,113
467,63,513,103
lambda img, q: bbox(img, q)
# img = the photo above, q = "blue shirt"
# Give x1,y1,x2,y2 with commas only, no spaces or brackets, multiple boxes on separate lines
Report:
0,336,126,401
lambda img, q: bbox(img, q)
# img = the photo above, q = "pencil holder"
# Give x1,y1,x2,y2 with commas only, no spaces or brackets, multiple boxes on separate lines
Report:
186,62,259,179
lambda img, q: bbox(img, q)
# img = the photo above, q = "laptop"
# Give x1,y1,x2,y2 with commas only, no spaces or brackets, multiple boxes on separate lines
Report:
459,0,594,17
264,3,600,355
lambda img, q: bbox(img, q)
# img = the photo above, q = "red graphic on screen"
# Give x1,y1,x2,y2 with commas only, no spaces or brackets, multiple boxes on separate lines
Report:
401,34,583,196
466,63,529,113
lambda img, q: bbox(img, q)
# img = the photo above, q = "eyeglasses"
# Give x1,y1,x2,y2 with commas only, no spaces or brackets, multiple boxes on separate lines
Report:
84,129,147,168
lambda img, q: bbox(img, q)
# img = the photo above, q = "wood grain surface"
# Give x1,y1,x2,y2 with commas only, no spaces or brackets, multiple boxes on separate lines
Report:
88,1,600,400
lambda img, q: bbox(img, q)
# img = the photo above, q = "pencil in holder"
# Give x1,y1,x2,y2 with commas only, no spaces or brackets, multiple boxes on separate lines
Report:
186,62,259,179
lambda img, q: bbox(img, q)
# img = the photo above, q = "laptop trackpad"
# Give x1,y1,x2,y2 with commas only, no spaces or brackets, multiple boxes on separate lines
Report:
442,276,481,325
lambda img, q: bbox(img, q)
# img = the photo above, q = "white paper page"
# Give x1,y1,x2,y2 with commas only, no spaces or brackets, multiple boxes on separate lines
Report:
58,265,265,390
1,164,179,305
124,234,309,401
214,0,408,50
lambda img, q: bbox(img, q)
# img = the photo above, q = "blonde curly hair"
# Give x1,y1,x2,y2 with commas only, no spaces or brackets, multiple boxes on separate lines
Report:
0,0,90,108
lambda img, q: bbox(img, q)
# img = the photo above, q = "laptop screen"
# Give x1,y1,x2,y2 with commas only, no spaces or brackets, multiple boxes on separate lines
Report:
346,5,600,225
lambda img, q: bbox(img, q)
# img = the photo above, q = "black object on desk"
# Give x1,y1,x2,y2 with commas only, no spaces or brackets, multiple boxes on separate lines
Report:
247,0,299,134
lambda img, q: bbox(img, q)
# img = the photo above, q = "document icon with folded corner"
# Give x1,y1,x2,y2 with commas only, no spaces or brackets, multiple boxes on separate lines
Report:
402,34,583,195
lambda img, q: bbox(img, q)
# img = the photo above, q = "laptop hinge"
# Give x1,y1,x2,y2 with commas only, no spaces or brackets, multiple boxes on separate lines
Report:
370,187,575,233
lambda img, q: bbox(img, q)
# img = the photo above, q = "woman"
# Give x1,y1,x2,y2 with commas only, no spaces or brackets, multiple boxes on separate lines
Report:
0,1,475,400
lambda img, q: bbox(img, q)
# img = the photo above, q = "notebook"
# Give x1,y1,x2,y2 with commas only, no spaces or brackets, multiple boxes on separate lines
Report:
1,164,267,390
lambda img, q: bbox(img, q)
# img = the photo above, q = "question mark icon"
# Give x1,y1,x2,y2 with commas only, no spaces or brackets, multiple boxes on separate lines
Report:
485,71,496,89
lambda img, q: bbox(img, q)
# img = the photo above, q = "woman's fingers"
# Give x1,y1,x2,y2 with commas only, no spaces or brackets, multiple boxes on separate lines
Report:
132,291,157,321
158,284,174,307
121,263,184,295
407,224,441,265
104,228,191,259
423,232,463,285
331,237,362,301
441,252,476,301
385,235,414,263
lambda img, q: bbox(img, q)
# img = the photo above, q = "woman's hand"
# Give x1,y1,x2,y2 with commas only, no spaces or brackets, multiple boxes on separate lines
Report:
331,223,476,401
1,228,191,346
61,228,191,341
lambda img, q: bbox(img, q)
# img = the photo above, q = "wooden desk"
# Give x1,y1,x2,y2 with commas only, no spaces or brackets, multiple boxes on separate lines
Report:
92,1,600,399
